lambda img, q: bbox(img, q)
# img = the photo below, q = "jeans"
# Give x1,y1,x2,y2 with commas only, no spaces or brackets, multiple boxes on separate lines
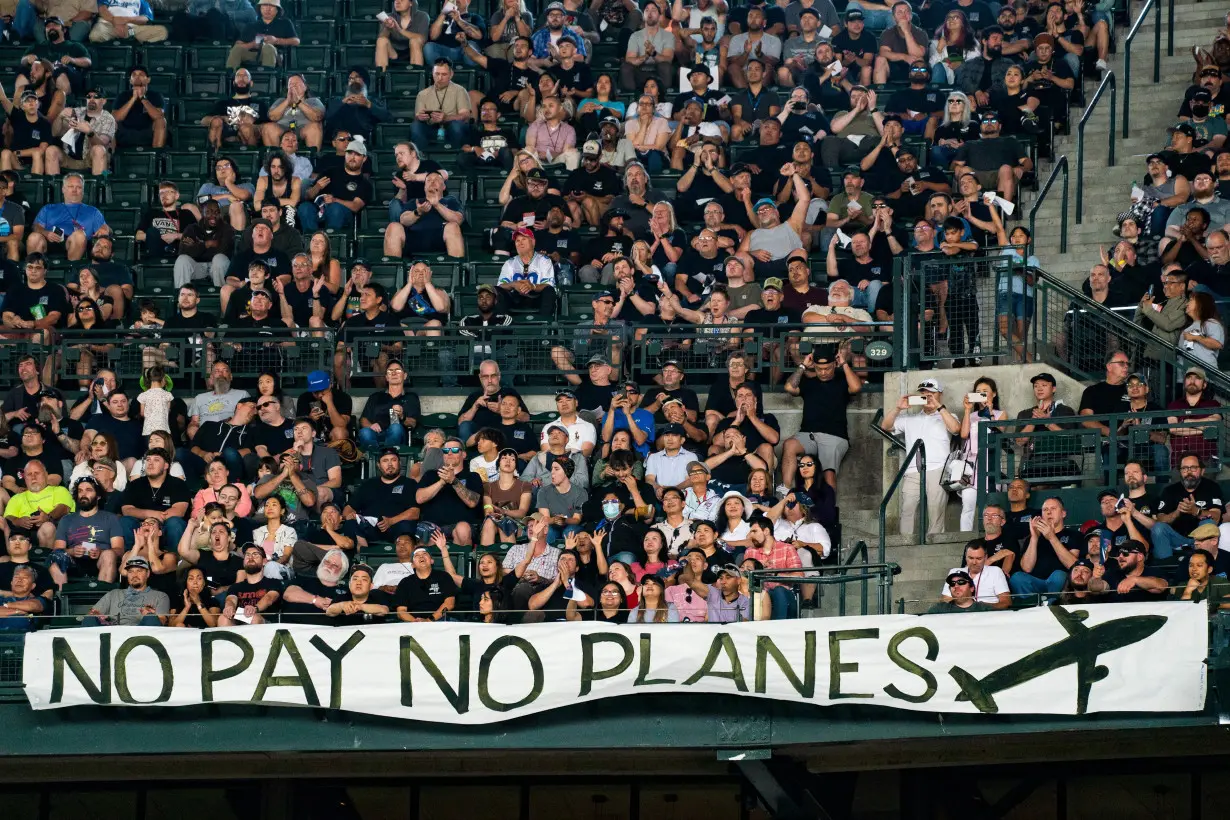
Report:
296,201,354,232
410,119,469,147
16,0,91,40
423,42,479,68
930,144,959,168
547,523,582,546
219,446,257,483
844,1,892,28
357,422,407,451
852,280,885,314
767,586,798,620
930,63,950,85
121,515,187,553
1146,522,1189,561
635,149,666,174
1148,205,1172,237
1009,569,1068,602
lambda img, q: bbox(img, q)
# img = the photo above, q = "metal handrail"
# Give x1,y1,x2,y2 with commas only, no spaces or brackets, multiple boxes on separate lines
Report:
869,408,906,452
879,437,928,560
1122,0,1162,137
1028,156,1069,255
748,562,899,616
1076,71,1116,224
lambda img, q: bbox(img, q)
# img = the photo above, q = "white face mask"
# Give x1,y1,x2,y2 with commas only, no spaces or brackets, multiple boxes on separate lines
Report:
603,501,620,519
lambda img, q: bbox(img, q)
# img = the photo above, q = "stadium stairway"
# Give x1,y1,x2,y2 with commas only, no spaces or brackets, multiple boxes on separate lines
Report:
1025,0,1216,283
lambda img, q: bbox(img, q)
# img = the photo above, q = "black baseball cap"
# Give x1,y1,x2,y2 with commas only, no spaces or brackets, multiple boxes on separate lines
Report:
1030,372,1057,385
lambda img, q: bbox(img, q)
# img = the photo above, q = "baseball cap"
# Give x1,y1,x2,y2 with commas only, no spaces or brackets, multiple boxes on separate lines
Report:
729,162,751,177
582,139,601,156
241,542,266,557
350,563,376,579
345,138,368,156
1030,372,1057,385
1033,32,1055,47
513,226,535,239
600,115,621,128
1096,490,1119,503
1169,123,1197,139
762,277,784,292
660,422,685,436
1186,365,1208,379
1193,88,1214,102
917,378,944,393
716,564,743,579
379,446,401,458
587,353,610,366
125,556,151,570
753,197,777,210
1071,558,1094,572
476,283,497,296
691,519,717,533
306,370,330,391
845,8,864,20
799,7,820,18
946,569,973,585
555,388,577,400
687,460,710,475
526,167,548,181
545,0,565,9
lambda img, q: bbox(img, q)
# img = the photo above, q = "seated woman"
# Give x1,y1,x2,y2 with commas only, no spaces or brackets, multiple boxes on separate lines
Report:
168,566,221,628
626,574,680,622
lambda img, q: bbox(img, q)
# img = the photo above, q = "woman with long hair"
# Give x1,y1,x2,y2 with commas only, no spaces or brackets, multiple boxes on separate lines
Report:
169,566,221,628
930,9,979,85
254,495,297,580
499,149,552,205
627,575,681,622
1181,291,1226,369
576,73,626,136
486,0,532,61
130,431,188,481
930,91,978,167
69,432,128,490
715,491,752,550
307,230,343,296
790,454,838,529
571,580,629,622
991,64,1045,141
481,448,532,545
256,369,296,420
592,428,645,481
67,297,116,387
958,376,1007,531
69,267,115,322
631,529,679,581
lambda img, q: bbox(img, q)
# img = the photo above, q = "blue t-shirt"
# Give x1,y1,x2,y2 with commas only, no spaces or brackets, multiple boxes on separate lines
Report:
34,203,106,238
602,408,656,457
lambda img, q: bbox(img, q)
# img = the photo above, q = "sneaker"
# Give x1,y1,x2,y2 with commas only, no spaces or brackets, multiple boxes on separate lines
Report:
775,484,790,499
1095,58,1109,72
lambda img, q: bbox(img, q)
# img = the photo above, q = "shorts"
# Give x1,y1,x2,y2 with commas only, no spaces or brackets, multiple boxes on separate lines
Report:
972,168,1001,191
995,290,1035,320
61,151,108,169
405,225,447,253
48,549,99,578
792,431,850,475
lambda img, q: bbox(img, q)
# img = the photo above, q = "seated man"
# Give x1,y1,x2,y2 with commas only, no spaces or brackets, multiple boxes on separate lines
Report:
393,540,459,622
218,543,282,626
384,170,464,259
1009,496,1080,599
0,564,45,630
342,447,419,545
226,0,299,69
927,569,995,613
951,112,1031,204
411,58,472,146
82,556,170,626
939,539,1010,609
497,228,558,319
4,459,73,549
298,137,372,231
26,173,106,261
50,476,124,587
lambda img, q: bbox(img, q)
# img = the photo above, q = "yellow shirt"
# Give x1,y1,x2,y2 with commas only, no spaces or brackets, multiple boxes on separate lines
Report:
4,485,74,519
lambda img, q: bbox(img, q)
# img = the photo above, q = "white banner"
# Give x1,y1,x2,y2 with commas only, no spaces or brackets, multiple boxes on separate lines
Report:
22,603,1208,722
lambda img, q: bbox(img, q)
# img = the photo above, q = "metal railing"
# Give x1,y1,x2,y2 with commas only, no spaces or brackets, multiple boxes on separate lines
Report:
747,562,899,618
1121,0,1163,137
974,409,1226,505
1076,71,1117,224
878,433,929,555
1028,156,1069,255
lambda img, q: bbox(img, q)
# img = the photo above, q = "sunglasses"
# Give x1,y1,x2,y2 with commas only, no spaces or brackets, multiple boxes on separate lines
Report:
441,446,462,454
257,402,277,409
798,461,816,467
950,578,972,587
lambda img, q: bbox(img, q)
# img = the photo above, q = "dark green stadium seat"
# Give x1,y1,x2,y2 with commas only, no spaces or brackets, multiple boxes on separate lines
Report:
230,152,261,179
91,71,126,98
562,284,603,316
106,180,148,209
351,0,385,20
385,97,417,123
109,234,136,263
471,261,503,286
429,262,461,289
178,98,217,123
353,232,389,261
102,209,139,234
164,150,210,182
111,150,158,181
301,0,340,18
368,262,405,290
141,44,185,73
189,43,233,69
147,73,179,98
172,124,211,151
92,44,134,72
185,71,228,96
419,411,459,437
48,176,100,205
466,204,503,233
296,18,336,44
288,44,333,72
137,263,178,296
385,70,425,98
323,231,350,257
475,176,507,205
342,20,378,45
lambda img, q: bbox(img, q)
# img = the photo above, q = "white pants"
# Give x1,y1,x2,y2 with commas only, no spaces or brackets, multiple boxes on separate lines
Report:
960,486,978,531
900,469,947,537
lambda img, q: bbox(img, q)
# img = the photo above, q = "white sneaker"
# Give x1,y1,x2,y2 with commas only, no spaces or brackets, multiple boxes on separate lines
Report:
1096,59,1109,72
775,484,790,499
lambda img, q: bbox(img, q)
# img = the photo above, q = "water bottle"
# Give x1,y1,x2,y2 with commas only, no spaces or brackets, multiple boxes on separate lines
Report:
436,126,446,142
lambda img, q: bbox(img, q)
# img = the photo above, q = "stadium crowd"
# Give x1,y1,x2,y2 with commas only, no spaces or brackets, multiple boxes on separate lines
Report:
0,0,1217,628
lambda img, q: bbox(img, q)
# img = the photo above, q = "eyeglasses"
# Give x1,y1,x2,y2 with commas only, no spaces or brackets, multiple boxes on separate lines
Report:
257,402,276,410
950,578,972,587
442,446,462,454
798,461,815,468
333,135,350,141
85,94,101,100
1109,360,1130,367
385,368,404,375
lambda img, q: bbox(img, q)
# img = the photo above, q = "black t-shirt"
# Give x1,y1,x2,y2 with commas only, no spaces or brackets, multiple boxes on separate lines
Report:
715,413,780,452
138,206,198,256
534,227,578,262
114,89,166,131
1102,563,1169,603
330,589,393,626
1157,477,1224,536
464,124,519,158
7,111,52,151
208,94,270,123
485,56,538,97
1022,57,1074,95
1161,149,1214,184
419,470,484,528
281,576,348,624
583,232,635,265
797,374,853,440
564,164,622,198
647,386,700,422
459,388,525,431
500,420,538,455
5,281,69,327
1026,526,1080,579
224,250,293,295
227,576,282,611
4,449,67,487
393,569,459,618
195,551,244,594
239,15,297,44
320,170,373,206
549,60,594,95
86,415,145,460
501,193,567,227
704,376,762,419
574,377,619,415
676,248,728,296
886,86,944,118
834,254,890,287
1079,380,1130,416
353,475,417,519
258,418,296,456
954,136,1025,172
280,282,319,327
0,560,53,596
360,390,422,429
1178,83,1230,119
831,28,876,59
121,474,191,516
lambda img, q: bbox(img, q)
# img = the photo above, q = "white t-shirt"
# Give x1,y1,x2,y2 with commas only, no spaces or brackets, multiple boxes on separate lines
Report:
498,252,557,288
892,409,953,473
773,516,831,558
541,417,597,454
940,565,1009,603
189,388,250,424
372,562,414,590
643,448,698,490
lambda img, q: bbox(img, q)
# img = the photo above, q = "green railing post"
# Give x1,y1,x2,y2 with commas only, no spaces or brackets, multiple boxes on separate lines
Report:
1122,0,1159,138
1029,156,1069,255
1167,0,1174,57
878,438,927,560
1076,72,1116,225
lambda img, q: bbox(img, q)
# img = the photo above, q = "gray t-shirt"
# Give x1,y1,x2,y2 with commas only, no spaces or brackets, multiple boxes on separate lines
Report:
782,33,824,64
299,444,341,488
270,96,325,130
749,223,803,260
727,32,783,60
784,0,839,30
627,26,676,58
55,510,124,551
190,388,250,424
537,482,589,517
0,200,24,239
94,586,171,625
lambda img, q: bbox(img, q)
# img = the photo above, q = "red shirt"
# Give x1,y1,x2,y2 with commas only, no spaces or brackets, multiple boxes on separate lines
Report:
743,540,803,589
